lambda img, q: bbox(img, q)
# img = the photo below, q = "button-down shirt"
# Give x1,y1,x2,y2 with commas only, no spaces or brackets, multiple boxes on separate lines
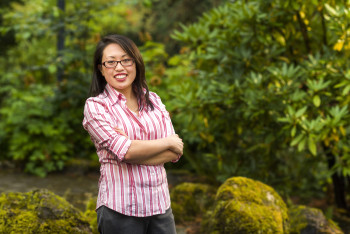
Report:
83,84,177,217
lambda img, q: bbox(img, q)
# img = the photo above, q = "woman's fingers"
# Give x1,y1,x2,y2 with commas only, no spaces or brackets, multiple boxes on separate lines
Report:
168,134,184,155
114,127,128,138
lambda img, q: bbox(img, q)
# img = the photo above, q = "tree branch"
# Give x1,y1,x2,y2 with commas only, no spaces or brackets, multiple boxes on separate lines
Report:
296,11,311,54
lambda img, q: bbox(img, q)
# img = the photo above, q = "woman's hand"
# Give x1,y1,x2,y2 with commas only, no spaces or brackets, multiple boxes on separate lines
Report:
114,127,128,138
165,134,184,155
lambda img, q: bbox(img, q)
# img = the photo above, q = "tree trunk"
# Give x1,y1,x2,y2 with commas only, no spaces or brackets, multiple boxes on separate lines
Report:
324,147,347,210
57,0,65,83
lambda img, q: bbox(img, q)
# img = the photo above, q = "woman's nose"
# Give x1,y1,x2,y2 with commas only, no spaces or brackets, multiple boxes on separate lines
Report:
114,62,124,70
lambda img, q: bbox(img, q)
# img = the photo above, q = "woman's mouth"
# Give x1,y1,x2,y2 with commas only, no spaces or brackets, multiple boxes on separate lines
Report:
114,74,127,81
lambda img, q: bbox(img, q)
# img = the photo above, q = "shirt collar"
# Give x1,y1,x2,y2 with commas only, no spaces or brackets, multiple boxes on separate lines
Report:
104,84,126,104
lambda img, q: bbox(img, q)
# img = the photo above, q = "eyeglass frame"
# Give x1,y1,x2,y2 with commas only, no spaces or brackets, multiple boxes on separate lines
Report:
102,59,135,68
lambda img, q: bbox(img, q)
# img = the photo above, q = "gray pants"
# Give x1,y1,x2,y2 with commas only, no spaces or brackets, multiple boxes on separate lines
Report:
97,205,177,234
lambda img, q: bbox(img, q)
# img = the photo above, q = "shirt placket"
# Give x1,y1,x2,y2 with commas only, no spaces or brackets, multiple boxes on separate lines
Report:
122,101,147,136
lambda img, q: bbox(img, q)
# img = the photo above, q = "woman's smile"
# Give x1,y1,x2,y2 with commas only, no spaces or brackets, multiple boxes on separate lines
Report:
114,73,127,81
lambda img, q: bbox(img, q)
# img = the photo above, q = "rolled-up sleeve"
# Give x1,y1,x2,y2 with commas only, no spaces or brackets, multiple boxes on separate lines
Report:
83,98,131,161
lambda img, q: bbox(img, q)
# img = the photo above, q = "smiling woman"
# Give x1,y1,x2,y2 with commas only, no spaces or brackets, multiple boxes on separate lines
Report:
83,34,183,234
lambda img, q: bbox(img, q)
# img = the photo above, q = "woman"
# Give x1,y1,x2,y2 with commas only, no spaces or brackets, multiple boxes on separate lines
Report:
83,34,183,234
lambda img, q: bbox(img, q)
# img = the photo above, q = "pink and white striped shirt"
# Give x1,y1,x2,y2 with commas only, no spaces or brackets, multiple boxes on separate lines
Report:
83,84,177,217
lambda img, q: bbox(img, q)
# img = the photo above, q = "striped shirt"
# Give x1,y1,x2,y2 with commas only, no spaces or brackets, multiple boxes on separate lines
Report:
83,84,177,217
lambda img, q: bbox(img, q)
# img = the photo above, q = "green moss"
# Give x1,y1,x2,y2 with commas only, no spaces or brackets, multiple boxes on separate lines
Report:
202,177,290,233
288,205,310,233
211,200,285,233
170,182,216,223
0,189,91,233
289,205,343,234
83,196,99,234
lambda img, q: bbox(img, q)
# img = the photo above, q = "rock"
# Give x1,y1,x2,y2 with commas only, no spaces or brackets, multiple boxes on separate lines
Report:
202,176,289,233
84,196,98,234
0,189,91,233
170,182,216,223
289,205,343,234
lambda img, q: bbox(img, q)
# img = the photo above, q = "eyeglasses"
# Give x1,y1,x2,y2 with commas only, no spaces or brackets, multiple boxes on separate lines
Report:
102,59,134,68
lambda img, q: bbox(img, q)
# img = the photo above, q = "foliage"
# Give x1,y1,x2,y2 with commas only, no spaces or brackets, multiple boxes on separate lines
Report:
0,0,218,176
167,0,350,196
0,84,70,176
138,0,223,54
0,0,147,176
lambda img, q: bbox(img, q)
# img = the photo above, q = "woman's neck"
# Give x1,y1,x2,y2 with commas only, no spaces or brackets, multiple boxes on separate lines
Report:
118,87,134,100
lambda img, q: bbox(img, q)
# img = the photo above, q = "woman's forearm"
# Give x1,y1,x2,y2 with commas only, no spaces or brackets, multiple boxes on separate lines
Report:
128,150,178,165
123,138,169,163
123,134,183,164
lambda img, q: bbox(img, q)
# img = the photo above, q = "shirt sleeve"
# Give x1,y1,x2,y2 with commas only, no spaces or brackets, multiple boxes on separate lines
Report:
152,93,181,163
83,98,131,161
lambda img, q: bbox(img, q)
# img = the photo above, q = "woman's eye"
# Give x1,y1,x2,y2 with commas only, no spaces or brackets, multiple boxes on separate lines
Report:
107,61,115,65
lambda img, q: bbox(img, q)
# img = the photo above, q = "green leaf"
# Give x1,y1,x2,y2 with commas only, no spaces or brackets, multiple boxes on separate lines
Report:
342,85,350,96
313,95,321,107
291,133,303,146
295,106,307,118
48,64,57,74
298,137,306,152
324,4,338,16
22,31,31,39
308,137,317,156
291,126,296,137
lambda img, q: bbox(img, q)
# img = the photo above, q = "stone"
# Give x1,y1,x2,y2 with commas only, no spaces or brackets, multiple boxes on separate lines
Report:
84,196,98,234
202,176,289,233
0,189,91,233
289,205,343,234
170,182,216,223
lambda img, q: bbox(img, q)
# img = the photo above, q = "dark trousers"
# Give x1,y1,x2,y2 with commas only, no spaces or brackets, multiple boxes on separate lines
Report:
97,205,177,234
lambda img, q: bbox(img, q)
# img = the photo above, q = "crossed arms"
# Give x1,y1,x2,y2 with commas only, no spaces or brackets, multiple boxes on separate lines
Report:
83,99,183,166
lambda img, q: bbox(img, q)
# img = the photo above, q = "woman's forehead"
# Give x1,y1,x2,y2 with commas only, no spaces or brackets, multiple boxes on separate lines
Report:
103,43,128,59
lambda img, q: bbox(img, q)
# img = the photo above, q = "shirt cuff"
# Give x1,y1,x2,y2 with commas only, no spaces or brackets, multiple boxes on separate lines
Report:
109,137,132,161
171,154,182,163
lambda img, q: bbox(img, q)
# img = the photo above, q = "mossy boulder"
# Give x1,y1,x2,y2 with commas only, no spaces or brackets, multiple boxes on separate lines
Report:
170,182,216,223
84,196,98,234
0,189,91,233
202,176,289,233
289,205,343,234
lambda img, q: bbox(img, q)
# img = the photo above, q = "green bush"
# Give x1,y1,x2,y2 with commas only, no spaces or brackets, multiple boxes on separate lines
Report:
165,0,350,199
0,84,70,176
0,0,148,175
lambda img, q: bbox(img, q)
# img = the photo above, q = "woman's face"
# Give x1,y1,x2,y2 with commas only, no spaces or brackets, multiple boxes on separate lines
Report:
100,43,136,96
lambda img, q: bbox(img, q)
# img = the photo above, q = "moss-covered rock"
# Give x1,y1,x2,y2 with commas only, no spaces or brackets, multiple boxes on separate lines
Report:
202,176,290,234
0,189,91,233
84,196,98,234
289,205,343,234
170,182,216,223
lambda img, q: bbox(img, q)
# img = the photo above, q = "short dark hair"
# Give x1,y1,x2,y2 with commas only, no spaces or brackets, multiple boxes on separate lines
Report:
89,34,154,111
